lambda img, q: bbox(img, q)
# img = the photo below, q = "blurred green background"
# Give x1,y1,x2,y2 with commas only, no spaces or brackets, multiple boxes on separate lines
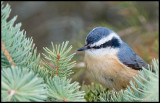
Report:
4,1,159,85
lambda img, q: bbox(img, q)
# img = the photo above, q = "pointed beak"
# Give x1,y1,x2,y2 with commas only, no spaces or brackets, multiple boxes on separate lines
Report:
77,45,88,51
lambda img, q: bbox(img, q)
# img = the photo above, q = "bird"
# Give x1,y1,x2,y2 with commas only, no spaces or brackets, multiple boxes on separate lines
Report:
77,27,149,91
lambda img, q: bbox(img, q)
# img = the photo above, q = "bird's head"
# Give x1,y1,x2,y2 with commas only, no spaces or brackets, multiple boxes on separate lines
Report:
77,27,122,57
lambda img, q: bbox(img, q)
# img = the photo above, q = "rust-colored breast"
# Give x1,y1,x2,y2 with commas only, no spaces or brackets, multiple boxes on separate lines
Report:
84,53,139,91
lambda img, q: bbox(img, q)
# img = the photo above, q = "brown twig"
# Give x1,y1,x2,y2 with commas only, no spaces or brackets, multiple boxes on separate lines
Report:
63,98,67,102
118,27,137,37
41,57,55,69
56,54,60,75
7,90,16,100
1,40,15,67
41,57,55,76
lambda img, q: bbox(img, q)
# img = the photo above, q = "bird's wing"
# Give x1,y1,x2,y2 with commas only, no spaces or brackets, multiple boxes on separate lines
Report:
117,42,148,70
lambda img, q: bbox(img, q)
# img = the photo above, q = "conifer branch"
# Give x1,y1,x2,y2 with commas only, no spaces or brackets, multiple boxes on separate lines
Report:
1,40,15,67
2,67,47,102
42,41,76,77
1,2,85,102
56,53,60,75
47,76,85,102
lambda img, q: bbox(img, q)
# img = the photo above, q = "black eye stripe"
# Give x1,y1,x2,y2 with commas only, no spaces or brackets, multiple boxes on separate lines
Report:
91,37,120,49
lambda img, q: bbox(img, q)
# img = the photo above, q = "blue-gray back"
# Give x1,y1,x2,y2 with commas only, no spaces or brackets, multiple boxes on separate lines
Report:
117,41,148,70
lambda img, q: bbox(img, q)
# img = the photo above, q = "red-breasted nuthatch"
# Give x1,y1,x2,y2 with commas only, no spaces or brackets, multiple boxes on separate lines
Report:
77,27,149,91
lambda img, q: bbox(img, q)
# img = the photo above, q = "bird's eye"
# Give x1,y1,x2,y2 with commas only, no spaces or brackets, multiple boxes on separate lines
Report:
87,46,91,49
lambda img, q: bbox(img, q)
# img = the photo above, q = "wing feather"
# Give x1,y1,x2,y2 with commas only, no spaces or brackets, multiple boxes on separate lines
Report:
117,42,148,70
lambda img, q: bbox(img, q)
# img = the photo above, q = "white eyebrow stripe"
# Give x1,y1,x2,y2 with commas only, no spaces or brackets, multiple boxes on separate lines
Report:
90,33,121,47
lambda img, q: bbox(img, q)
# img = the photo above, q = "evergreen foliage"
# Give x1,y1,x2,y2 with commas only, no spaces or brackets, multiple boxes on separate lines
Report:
42,41,76,78
1,2,40,71
47,76,85,102
2,67,47,102
41,42,85,101
81,82,107,102
1,2,85,102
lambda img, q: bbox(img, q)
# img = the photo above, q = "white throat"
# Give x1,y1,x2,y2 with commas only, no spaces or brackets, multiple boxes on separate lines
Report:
85,47,119,58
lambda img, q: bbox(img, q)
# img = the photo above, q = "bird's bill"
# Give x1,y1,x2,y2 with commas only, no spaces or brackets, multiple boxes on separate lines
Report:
77,45,88,51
